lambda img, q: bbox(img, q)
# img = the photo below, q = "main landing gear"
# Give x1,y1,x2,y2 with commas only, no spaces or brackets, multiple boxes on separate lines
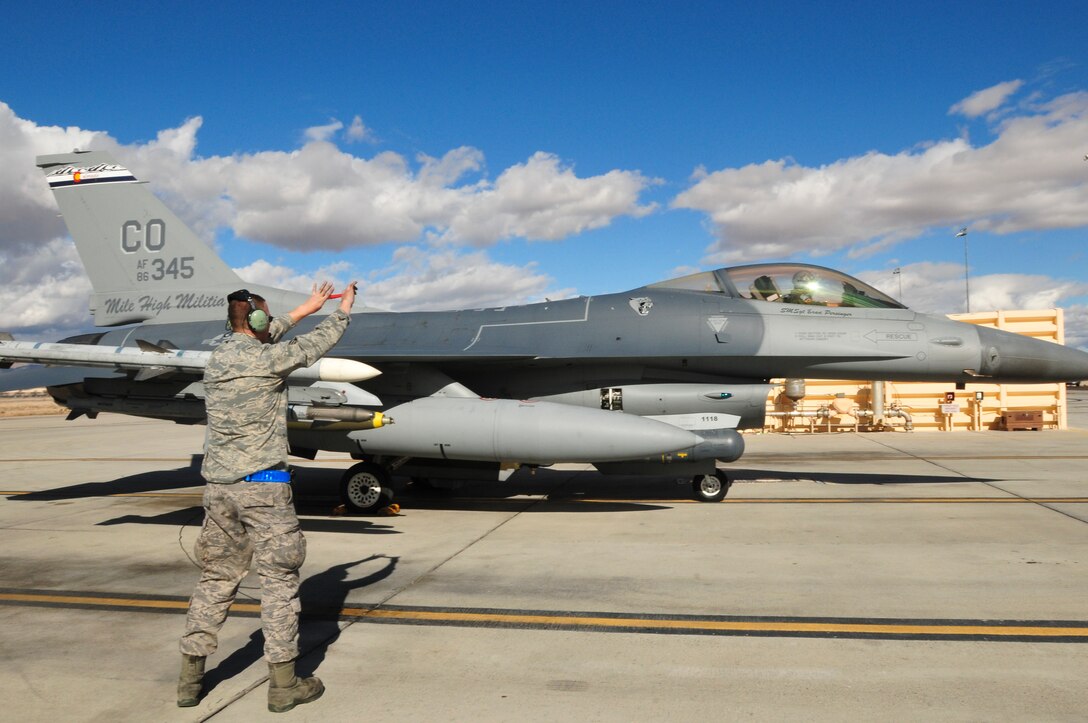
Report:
692,472,731,503
340,462,395,514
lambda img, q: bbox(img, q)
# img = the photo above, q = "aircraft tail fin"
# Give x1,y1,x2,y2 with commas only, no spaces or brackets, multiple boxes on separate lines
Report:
37,151,307,326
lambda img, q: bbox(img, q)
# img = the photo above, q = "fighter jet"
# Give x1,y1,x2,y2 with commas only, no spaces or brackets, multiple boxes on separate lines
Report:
4,151,1088,511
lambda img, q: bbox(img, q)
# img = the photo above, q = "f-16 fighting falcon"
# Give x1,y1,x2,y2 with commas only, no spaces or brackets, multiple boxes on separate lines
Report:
3,151,1088,512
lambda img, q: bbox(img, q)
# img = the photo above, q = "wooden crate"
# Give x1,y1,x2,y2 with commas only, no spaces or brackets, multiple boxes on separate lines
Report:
999,410,1045,431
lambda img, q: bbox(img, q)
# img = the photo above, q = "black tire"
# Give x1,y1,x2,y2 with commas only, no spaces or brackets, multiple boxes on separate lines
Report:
340,462,394,513
692,473,729,503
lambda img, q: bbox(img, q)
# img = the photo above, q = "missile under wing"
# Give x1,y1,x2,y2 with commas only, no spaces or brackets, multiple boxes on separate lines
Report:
3,150,1088,512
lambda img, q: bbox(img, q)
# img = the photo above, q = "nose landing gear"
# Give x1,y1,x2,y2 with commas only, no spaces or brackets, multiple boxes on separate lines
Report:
692,472,730,503
340,462,395,513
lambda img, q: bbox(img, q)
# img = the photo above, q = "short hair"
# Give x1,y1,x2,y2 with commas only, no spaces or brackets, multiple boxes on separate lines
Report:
227,293,267,331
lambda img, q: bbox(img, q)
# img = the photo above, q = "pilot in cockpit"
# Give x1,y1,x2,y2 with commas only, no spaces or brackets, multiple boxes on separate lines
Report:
785,270,819,304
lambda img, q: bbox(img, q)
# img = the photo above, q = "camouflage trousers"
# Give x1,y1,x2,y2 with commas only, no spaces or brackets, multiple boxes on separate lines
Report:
180,481,306,663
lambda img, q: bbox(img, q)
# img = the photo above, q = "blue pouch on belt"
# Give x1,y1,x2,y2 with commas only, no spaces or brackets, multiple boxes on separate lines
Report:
244,469,292,482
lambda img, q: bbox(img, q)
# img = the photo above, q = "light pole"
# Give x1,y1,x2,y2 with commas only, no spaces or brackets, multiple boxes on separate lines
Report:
892,267,902,301
956,227,969,313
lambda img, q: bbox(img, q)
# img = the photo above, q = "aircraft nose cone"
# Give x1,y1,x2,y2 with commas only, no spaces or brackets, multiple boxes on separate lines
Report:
976,326,1088,383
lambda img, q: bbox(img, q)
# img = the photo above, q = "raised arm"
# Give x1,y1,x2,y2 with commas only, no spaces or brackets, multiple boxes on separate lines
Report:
264,281,358,376
286,281,336,324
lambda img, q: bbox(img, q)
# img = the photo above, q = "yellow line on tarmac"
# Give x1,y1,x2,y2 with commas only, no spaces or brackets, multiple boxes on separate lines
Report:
0,591,259,615
0,490,202,498
348,607,1088,639
0,457,196,463
3,590,1086,641
571,497,1088,505
721,497,1088,504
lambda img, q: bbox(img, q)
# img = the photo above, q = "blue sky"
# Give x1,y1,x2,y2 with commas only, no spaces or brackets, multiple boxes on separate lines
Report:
2,2,1088,342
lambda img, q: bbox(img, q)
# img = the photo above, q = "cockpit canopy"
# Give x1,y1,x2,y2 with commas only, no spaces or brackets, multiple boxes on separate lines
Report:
648,263,905,309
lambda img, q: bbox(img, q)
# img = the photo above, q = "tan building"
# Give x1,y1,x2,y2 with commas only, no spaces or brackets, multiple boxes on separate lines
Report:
762,309,1071,433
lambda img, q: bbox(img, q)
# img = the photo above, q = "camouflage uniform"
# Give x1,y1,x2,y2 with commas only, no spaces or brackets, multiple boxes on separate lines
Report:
181,309,350,663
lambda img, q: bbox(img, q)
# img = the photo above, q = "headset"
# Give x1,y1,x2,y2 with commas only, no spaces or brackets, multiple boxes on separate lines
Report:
227,289,270,333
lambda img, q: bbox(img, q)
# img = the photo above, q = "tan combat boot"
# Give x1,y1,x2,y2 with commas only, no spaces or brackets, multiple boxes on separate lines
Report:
267,660,324,713
177,654,206,707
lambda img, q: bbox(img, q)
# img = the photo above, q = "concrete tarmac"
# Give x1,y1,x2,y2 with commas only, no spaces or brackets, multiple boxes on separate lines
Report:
1,401,1087,721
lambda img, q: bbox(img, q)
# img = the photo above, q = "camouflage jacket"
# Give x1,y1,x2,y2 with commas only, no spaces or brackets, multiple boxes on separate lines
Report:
201,310,350,483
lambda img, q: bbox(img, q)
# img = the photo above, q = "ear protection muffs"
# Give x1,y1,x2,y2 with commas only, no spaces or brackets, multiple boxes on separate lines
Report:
246,300,270,333
227,289,270,333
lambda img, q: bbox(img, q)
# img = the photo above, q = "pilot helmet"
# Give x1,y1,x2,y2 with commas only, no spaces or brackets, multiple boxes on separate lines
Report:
792,270,818,289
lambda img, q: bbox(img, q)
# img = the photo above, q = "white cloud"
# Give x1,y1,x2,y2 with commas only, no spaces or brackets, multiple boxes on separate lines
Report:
859,262,1088,314
1,102,656,255
441,152,658,245
858,262,1088,347
304,119,345,143
345,115,372,143
949,79,1024,118
0,102,107,247
218,146,656,250
109,117,237,243
5,96,1086,350
232,248,571,313
305,115,373,144
223,142,468,249
1063,305,1088,350
234,259,354,294
0,102,652,331
361,246,574,311
0,238,93,334
674,89,1088,264
0,103,103,335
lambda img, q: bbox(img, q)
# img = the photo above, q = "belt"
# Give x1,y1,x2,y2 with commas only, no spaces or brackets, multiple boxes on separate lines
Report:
243,469,292,483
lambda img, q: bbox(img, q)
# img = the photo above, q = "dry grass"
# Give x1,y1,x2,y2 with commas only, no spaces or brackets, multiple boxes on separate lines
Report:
0,389,66,418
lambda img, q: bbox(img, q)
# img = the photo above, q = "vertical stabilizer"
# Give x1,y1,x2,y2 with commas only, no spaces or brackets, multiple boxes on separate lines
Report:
37,151,307,326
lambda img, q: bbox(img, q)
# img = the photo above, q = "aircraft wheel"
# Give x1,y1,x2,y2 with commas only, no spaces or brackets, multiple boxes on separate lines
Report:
340,462,394,513
692,473,729,503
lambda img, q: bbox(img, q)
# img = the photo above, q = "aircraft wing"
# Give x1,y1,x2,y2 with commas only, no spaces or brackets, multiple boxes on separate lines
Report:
0,338,381,384
0,364,126,393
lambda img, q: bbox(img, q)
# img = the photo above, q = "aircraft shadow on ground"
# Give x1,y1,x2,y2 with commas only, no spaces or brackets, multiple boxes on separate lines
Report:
198,555,398,699
725,468,993,485
12,460,987,515
7,461,664,513
96,506,401,535
294,466,673,513
378,466,993,510
6,454,205,501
